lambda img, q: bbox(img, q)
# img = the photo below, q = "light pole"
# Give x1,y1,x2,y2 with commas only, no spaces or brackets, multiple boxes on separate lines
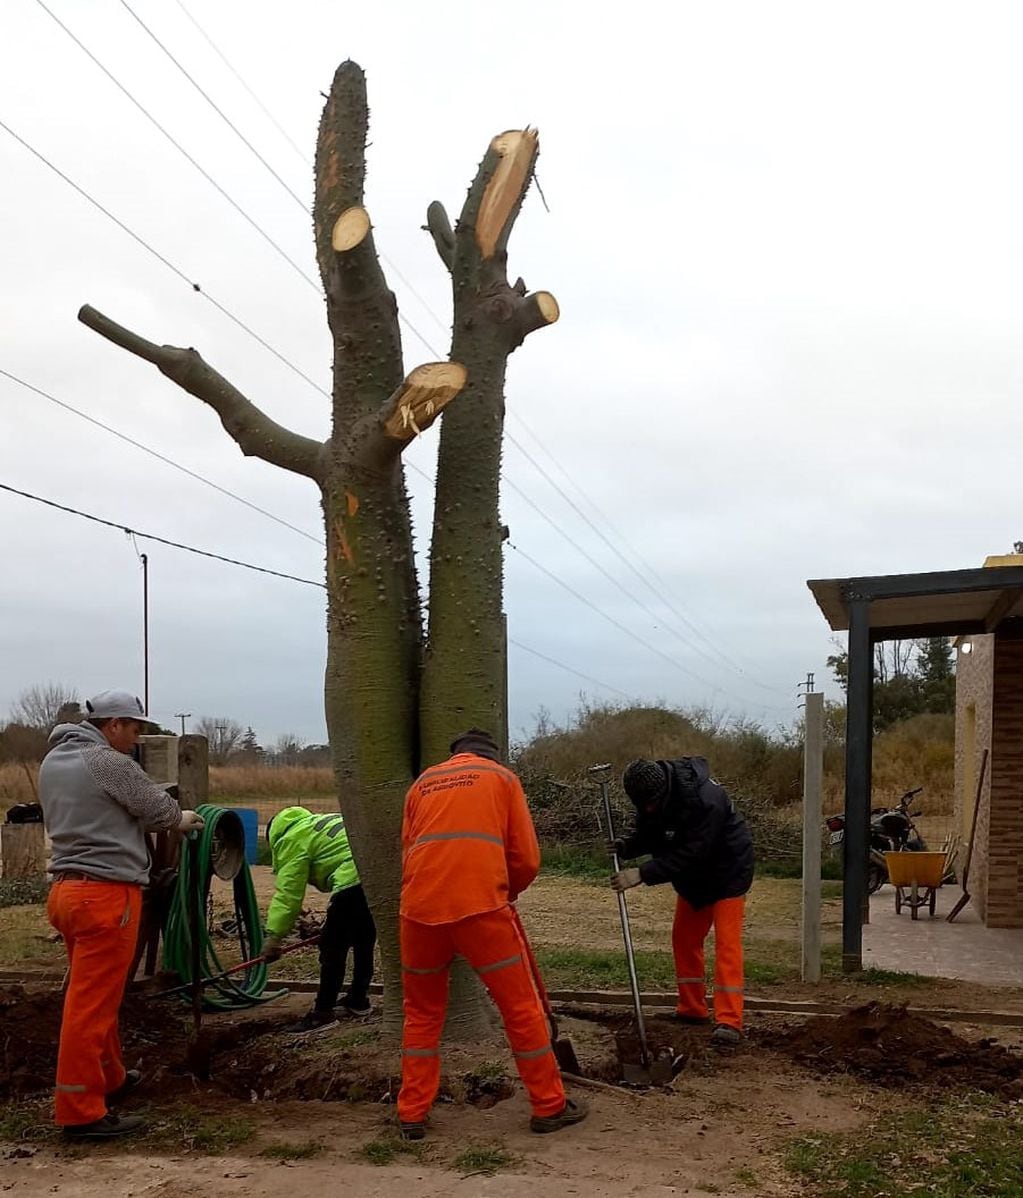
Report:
175,712,191,736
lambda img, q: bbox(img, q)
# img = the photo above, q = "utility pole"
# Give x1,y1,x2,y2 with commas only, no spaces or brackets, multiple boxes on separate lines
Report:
175,712,191,736
141,553,149,715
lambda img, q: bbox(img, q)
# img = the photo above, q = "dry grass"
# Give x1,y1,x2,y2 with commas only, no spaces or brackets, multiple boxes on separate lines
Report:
0,762,38,809
210,765,334,797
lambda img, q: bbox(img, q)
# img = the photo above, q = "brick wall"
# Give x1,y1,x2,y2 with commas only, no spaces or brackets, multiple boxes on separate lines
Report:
986,638,1023,927
955,636,994,918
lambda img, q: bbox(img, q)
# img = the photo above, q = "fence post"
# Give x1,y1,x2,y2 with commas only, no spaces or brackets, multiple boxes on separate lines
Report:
801,691,824,982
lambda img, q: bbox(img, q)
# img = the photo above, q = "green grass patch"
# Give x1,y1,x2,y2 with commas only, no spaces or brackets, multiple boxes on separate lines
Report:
536,946,677,989
852,965,928,987
139,1105,255,1153
261,1140,323,1160
453,1141,516,1176
0,879,49,909
540,844,610,881
0,1101,56,1144
360,1134,429,1166
757,857,843,880
785,1100,1023,1198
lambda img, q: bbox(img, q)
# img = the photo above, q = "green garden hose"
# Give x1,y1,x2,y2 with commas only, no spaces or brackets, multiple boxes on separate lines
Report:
163,803,286,1010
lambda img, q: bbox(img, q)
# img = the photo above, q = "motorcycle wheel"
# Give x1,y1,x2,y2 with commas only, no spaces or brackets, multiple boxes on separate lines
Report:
867,861,886,894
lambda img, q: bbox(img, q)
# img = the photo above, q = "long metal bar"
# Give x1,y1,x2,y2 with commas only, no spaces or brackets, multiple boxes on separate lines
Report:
141,552,149,714
842,598,873,972
593,766,650,1066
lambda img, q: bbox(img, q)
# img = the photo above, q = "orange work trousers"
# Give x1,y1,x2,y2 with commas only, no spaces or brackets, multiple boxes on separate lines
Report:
672,895,745,1031
47,879,142,1126
398,906,565,1123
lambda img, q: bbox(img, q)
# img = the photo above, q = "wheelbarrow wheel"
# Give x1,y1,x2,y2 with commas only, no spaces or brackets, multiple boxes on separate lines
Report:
929,888,937,917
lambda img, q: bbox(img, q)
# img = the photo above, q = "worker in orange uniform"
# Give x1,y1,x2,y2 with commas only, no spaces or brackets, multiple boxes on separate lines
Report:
397,729,587,1140
611,757,754,1045
38,691,204,1139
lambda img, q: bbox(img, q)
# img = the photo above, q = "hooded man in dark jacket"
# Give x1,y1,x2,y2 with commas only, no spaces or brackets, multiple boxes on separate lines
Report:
610,757,754,1044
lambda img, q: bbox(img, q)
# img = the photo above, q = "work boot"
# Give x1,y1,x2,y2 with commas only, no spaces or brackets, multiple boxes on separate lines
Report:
106,1069,142,1104
711,1024,742,1047
529,1098,589,1134
399,1121,426,1141
286,1008,339,1035
63,1114,145,1140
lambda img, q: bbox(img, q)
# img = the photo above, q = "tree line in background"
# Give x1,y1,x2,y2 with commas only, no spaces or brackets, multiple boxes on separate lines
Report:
0,683,327,767
826,635,955,731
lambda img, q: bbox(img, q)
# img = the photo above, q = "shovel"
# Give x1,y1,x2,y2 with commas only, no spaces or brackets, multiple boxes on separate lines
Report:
510,906,582,1075
591,763,675,1085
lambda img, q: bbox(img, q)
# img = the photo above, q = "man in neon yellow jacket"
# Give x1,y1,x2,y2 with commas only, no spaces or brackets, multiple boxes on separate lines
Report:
263,806,376,1034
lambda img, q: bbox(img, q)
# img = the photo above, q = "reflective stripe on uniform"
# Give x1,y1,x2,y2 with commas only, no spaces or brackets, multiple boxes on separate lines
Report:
676,977,704,985
714,985,744,994
514,1044,554,1061
55,1083,87,1093
413,831,504,848
477,954,521,975
313,814,345,838
402,1047,439,1057
402,962,451,975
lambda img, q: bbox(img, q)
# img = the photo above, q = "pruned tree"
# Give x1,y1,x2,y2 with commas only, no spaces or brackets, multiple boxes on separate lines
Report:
10,684,80,731
271,733,305,766
195,717,244,765
78,61,557,1034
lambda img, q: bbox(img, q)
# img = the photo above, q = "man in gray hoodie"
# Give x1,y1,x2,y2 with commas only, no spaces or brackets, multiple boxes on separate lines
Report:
39,690,204,1139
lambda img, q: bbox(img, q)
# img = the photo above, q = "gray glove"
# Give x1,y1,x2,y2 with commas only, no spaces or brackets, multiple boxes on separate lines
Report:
611,868,643,893
261,934,284,963
177,810,205,834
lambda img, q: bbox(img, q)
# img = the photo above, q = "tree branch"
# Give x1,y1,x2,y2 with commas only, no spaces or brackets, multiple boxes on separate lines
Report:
475,128,539,260
78,305,325,481
516,290,560,343
425,201,454,270
348,362,467,472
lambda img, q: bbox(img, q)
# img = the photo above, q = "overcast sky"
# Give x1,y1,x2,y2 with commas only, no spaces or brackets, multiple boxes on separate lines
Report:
3,0,1022,748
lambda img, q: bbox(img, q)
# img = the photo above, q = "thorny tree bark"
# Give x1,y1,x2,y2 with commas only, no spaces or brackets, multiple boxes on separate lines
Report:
78,61,557,1036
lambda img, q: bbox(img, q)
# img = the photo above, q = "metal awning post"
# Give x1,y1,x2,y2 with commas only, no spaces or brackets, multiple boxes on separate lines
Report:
842,596,873,972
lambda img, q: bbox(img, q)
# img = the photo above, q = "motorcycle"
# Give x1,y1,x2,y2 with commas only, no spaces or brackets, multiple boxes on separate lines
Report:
825,786,927,893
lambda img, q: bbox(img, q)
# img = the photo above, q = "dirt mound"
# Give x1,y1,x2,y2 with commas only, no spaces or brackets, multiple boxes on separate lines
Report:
768,1002,1023,1099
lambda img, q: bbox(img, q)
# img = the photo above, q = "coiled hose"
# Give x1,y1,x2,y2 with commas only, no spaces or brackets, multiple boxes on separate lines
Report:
163,803,286,1010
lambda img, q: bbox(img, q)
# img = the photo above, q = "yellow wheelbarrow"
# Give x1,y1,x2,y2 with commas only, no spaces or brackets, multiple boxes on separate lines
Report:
885,851,948,919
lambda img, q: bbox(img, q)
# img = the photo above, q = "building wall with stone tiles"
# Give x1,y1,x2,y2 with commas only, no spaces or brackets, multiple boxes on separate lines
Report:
986,638,1023,927
955,636,994,920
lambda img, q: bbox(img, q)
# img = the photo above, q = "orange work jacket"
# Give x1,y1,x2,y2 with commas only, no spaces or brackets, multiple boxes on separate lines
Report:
400,752,541,925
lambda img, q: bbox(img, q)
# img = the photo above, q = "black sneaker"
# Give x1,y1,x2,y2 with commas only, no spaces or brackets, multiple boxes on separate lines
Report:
286,1008,339,1035
341,997,372,1018
63,1114,145,1140
530,1098,589,1134
399,1121,426,1141
107,1069,142,1104
711,1024,742,1047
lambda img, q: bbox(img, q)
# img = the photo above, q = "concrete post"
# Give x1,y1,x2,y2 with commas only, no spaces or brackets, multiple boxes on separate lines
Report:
801,691,824,982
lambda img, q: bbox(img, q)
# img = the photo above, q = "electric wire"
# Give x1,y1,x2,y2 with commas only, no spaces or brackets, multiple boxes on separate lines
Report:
32,0,320,292
0,482,326,588
0,367,322,544
508,638,632,700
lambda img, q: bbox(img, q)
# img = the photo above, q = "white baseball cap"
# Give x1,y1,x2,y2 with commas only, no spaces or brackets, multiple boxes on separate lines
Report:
84,690,154,726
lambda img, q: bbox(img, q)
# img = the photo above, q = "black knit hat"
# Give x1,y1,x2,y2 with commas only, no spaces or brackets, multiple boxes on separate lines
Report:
450,728,501,761
622,759,668,806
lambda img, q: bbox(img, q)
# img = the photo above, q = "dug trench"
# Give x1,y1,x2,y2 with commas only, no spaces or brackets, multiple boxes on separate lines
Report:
5,985,1023,1114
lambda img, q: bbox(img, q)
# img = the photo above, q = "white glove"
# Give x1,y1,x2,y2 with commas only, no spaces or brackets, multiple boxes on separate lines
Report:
178,810,205,834
611,868,643,892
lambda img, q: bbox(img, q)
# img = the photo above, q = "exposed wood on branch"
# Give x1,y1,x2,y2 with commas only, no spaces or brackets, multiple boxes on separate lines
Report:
517,290,559,341
77,305,325,481
476,128,539,259
382,362,467,440
425,201,454,270
332,206,371,252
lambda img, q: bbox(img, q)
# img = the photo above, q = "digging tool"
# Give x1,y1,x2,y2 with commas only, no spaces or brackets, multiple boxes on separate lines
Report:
185,833,213,1080
947,748,989,923
148,934,321,1000
510,906,582,1075
590,762,674,1085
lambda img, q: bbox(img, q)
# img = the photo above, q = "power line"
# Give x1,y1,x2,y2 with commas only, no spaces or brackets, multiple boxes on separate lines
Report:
117,0,308,212
0,367,322,544
508,638,632,700
504,425,786,693
0,482,325,588
507,540,790,715
33,0,320,293
0,118,330,402
171,0,308,163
